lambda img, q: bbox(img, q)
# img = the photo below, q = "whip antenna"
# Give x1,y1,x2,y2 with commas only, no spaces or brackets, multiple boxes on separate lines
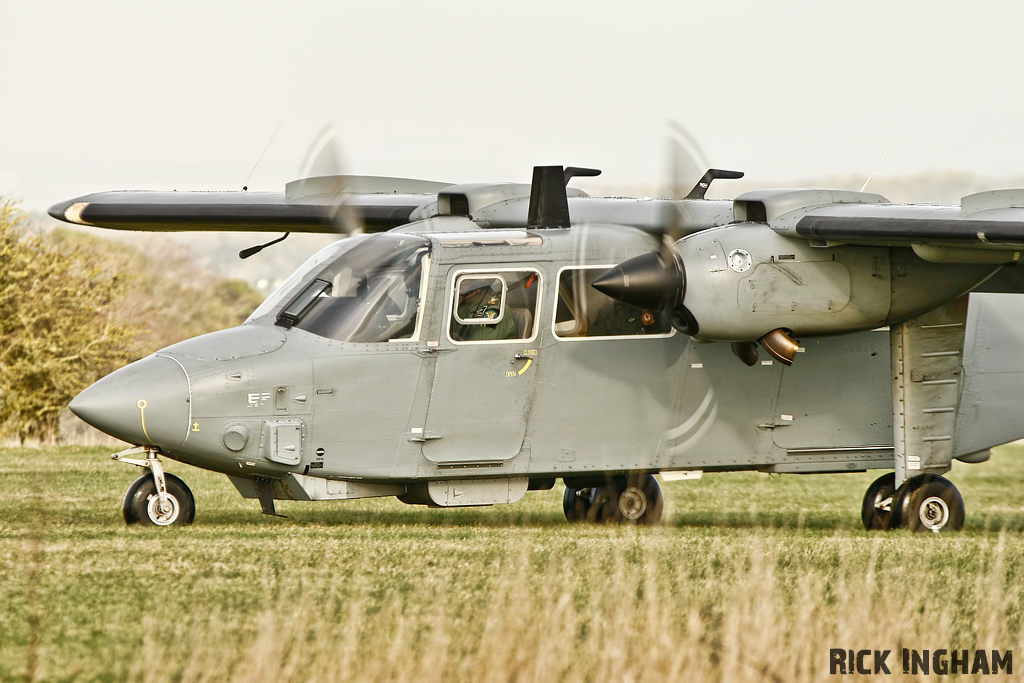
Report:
242,119,284,191
860,139,896,192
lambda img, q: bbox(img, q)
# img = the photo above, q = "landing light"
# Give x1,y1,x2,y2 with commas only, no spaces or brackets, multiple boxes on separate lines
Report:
64,201,91,225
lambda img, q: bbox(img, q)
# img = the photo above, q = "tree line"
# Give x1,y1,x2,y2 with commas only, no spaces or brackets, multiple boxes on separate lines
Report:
0,201,262,444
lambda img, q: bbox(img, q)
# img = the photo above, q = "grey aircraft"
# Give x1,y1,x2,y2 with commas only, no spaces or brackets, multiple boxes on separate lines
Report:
49,164,1024,531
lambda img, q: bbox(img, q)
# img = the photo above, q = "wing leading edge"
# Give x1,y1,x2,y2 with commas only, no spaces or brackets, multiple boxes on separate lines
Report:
48,175,451,234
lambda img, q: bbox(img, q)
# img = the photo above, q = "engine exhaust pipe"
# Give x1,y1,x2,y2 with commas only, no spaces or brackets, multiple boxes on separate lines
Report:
759,328,799,366
730,341,759,367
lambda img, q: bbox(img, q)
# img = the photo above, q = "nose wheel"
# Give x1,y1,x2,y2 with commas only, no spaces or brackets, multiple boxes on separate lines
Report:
123,472,195,526
112,446,196,526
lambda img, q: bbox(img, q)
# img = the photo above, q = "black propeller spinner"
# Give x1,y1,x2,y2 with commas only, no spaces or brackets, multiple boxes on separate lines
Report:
591,167,745,338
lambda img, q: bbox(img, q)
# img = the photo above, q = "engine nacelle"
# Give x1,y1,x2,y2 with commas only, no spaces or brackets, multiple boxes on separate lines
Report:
679,224,998,341
594,223,1001,344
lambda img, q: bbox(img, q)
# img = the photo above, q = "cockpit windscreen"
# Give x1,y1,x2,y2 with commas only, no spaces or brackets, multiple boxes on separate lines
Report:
249,234,430,343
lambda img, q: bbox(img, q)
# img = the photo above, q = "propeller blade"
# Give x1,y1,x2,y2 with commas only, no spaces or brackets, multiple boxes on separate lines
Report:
593,121,725,338
299,123,344,180
666,119,710,206
238,123,359,259
663,119,710,253
294,122,364,236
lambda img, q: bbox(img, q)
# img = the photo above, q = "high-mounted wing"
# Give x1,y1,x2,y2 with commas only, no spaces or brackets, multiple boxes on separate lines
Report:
735,188,1024,259
48,175,451,233
49,164,752,241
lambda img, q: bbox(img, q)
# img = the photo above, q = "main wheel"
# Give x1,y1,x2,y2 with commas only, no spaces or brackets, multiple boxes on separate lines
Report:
593,474,664,525
123,473,196,526
563,486,597,522
891,474,964,532
861,472,897,531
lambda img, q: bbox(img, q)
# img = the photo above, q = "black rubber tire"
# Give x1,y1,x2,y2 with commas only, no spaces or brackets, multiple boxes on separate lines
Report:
891,474,964,533
562,486,593,523
592,474,664,525
587,485,615,523
861,472,897,531
123,473,196,526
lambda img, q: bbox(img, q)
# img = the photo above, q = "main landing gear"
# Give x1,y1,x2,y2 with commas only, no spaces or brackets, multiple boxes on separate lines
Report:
861,472,964,532
112,447,196,526
563,474,664,525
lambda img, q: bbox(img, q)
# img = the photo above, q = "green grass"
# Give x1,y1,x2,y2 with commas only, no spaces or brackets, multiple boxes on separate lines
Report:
2,445,1024,681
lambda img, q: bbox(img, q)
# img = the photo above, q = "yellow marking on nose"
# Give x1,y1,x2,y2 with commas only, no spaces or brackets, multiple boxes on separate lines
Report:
517,358,533,376
137,399,153,443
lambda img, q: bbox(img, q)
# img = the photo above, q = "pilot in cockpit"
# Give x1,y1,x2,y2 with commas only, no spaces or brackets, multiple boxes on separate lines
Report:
453,278,519,341
590,301,658,336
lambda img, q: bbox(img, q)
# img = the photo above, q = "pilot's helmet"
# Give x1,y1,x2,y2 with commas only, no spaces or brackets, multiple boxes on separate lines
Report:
459,278,500,299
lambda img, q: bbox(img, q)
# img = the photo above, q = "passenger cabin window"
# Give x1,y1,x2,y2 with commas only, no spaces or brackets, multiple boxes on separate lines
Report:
449,270,540,342
554,267,672,338
263,234,430,343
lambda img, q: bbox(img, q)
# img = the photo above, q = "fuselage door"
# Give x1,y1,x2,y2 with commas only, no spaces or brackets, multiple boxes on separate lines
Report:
421,267,542,464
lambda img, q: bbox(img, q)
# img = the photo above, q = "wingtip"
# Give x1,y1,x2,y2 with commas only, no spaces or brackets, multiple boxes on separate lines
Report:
47,201,68,221
47,200,91,225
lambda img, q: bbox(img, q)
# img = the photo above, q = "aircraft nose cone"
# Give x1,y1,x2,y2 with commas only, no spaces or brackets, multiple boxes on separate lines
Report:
69,355,190,449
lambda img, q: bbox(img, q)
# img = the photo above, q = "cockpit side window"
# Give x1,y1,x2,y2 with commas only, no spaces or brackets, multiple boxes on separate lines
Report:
554,266,672,339
453,275,508,325
449,269,540,343
262,233,431,343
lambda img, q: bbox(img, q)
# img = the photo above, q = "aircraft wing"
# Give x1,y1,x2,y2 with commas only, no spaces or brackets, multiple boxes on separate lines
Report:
48,175,450,233
792,205,1024,249
756,189,1024,255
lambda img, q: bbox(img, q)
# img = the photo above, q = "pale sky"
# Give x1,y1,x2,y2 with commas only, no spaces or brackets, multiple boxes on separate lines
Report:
4,0,1024,213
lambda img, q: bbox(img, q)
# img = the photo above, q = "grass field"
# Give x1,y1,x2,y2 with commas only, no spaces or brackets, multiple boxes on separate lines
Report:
2,445,1024,682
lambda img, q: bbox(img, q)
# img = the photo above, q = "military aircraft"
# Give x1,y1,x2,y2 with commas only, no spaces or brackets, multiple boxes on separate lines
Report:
49,152,1024,532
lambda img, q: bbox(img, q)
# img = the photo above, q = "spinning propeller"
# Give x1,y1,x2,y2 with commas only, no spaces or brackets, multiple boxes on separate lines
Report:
590,122,763,361
240,123,361,259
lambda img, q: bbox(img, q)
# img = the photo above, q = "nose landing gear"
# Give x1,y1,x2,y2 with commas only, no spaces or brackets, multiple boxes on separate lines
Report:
112,447,196,526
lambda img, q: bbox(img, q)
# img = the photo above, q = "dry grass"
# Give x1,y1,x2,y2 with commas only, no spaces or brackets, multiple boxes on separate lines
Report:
119,532,1023,683
2,445,1024,682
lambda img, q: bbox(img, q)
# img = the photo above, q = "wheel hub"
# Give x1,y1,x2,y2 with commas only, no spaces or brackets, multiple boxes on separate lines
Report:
618,487,648,520
919,495,949,532
146,493,180,526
